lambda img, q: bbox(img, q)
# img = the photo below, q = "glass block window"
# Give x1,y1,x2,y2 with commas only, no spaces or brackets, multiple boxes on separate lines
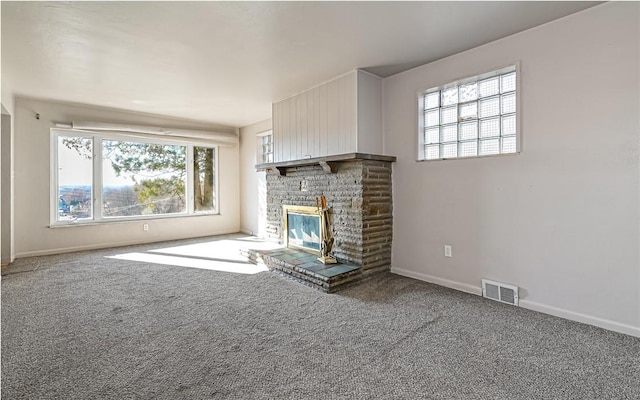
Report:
257,131,273,163
419,66,518,161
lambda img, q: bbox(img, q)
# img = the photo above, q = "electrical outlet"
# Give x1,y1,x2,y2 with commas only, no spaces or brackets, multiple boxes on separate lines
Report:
143,224,149,232
444,245,452,257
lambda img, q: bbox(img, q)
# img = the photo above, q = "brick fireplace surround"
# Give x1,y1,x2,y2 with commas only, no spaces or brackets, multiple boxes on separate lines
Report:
249,153,396,291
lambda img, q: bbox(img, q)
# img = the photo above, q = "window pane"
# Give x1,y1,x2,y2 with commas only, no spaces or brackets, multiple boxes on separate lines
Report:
425,127,439,144
478,77,499,98
501,72,516,93
441,143,457,158
479,97,500,118
425,109,440,127
459,121,478,140
459,141,478,157
425,145,440,160
502,136,517,153
441,124,457,143
459,102,478,120
441,87,458,106
425,92,440,109
480,118,500,138
194,146,217,212
441,106,457,125
102,140,186,217
502,115,516,136
479,138,500,155
57,136,93,221
459,83,478,102
501,93,516,114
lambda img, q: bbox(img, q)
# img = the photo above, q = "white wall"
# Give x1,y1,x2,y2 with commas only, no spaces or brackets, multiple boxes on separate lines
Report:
13,98,241,257
357,71,383,154
272,70,384,162
1,91,16,265
273,71,356,161
1,110,14,264
383,2,640,336
239,118,271,237
1,25,16,259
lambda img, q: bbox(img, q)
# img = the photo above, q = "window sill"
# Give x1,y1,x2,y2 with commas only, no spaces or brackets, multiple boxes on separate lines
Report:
49,212,220,228
416,151,520,162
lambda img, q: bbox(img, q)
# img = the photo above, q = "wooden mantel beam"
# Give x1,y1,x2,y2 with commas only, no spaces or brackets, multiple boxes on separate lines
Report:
256,153,396,176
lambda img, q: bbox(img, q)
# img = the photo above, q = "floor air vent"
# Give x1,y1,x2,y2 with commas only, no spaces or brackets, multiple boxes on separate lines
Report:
482,279,519,306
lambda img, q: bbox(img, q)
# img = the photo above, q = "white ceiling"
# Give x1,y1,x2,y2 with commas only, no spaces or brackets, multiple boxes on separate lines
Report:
2,1,601,128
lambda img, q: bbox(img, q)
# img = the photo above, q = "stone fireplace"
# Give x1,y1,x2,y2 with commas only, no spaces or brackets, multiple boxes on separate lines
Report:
248,153,396,291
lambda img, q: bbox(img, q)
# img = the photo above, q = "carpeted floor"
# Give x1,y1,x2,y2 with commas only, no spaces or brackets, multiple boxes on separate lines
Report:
2,234,639,399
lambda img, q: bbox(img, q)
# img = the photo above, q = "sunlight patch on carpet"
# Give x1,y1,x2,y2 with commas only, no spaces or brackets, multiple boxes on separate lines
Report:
148,239,282,261
106,252,268,274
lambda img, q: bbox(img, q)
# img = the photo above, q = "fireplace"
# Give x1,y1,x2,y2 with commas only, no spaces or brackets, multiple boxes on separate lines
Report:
258,153,396,276
283,205,322,253
248,153,396,291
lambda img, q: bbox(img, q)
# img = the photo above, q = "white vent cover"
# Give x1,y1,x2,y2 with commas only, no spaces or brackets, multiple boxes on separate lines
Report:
482,279,519,306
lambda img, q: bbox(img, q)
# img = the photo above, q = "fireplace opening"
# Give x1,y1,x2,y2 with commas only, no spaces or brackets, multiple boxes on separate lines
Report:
283,205,322,254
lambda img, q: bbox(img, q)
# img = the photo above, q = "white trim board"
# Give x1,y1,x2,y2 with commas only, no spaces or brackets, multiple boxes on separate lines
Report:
390,267,640,338
391,267,482,296
519,300,640,339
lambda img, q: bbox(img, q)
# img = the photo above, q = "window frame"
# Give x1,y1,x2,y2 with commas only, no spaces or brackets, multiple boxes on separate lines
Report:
50,128,219,226
417,63,521,162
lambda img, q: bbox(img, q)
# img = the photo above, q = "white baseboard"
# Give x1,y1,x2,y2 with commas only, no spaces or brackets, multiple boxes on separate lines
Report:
1,255,15,265
390,267,640,338
391,267,482,296
519,299,640,338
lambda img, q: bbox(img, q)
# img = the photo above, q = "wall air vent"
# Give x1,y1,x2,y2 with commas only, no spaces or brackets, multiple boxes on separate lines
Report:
482,279,519,306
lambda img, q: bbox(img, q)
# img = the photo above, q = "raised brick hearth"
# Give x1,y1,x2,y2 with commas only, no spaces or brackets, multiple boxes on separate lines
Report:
242,247,362,292
251,153,395,290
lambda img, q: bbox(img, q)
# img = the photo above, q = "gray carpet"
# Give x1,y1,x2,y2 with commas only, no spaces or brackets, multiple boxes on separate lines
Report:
2,234,639,399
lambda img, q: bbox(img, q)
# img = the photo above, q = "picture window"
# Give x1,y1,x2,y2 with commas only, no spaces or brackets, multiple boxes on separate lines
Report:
53,131,218,225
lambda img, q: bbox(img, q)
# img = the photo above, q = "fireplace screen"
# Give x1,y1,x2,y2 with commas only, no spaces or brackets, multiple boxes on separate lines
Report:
283,205,322,253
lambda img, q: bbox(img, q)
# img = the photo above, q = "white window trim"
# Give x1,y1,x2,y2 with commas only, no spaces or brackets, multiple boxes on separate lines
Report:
416,62,522,162
51,128,219,227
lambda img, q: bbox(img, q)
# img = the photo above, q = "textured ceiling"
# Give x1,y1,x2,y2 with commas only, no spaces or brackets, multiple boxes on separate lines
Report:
1,1,601,127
